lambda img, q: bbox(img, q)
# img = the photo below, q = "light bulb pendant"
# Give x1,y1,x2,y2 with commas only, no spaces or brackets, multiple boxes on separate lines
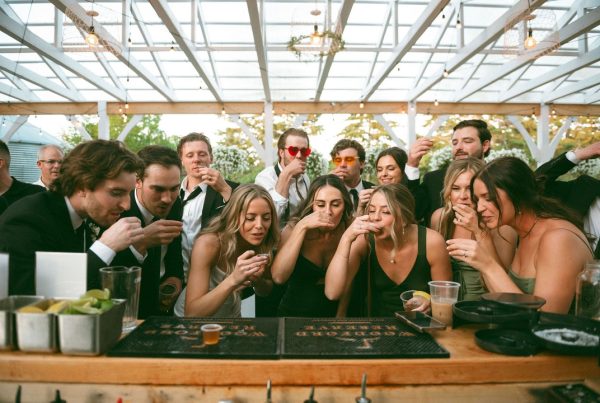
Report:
524,27,537,50
85,26,99,47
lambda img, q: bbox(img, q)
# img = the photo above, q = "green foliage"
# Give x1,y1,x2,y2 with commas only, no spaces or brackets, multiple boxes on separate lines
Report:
306,150,328,180
62,115,179,152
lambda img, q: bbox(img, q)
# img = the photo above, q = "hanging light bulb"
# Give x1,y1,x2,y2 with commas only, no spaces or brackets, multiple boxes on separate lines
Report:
359,102,364,109
221,107,226,116
434,99,439,106
170,41,175,51
456,18,462,29
1,119,5,127
524,27,537,50
443,68,449,78
118,106,123,114
125,102,129,110
85,26,99,47
310,24,322,46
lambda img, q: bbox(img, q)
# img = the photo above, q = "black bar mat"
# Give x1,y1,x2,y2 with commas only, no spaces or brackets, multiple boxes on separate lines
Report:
107,317,280,359
281,317,449,358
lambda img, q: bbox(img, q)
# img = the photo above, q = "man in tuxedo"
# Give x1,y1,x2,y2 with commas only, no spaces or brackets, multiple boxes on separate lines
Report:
177,133,237,278
330,139,375,212
114,146,184,318
255,128,311,227
32,144,64,190
405,119,492,225
0,140,44,215
0,140,145,295
536,141,600,258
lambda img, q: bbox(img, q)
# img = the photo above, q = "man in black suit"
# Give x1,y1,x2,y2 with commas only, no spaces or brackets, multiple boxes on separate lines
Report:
0,140,44,215
405,119,492,225
114,146,185,318
0,140,145,295
330,139,375,212
536,141,600,258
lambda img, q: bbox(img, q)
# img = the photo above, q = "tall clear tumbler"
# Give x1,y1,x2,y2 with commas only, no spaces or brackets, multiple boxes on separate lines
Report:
99,266,141,333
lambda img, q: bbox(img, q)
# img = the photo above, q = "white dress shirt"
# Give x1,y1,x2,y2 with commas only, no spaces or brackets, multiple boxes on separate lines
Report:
32,178,48,189
134,191,167,278
180,177,209,278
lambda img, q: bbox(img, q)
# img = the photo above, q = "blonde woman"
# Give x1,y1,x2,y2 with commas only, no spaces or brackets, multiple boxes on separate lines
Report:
430,157,517,301
184,184,280,317
326,184,451,316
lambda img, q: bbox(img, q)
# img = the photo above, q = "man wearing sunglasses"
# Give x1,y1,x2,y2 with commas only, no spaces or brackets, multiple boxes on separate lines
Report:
330,139,375,212
33,144,64,190
255,128,311,226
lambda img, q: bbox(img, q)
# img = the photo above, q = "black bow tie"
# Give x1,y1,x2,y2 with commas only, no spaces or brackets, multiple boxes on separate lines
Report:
180,186,203,208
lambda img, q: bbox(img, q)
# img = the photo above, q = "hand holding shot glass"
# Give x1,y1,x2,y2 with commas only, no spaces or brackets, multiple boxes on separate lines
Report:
400,290,431,312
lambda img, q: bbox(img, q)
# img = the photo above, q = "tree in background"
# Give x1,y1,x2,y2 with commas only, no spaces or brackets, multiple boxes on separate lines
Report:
62,115,179,152
337,114,394,150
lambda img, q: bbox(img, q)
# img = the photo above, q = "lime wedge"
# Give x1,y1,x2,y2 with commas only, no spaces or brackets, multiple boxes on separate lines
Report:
18,305,44,313
72,304,102,315
99,299,114,312
71,296,98,306
413,291,431,300
83,288,110,300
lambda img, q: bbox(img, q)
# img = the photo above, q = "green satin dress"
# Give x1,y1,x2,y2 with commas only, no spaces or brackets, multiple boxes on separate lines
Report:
508,269,536,294
451,258,487,301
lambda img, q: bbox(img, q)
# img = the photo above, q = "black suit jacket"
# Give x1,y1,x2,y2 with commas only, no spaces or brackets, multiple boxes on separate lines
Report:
0,177,44,216
0,191,131,295
535,152,600,219
407,167,446,225
197,179,239,229
113,192,184,318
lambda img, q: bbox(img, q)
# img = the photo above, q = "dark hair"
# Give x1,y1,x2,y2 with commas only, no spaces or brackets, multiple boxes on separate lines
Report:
0,140,10,166
473,156,583,232
376,147,408,172
177,132,212,157
453,119,492,157
137,145,182,178
52,140,142,196
330,139,366,162
288,174,353,228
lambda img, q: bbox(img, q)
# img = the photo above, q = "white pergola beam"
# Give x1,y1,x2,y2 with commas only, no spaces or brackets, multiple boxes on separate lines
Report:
501,46,600,102
230,114,267,162
0,81,34,102
117,115,143,142
50,0,176,102
373,114,406,148
67,116,92,141
263,102,274,166
0,55,83,102
584,87,600,104
122,0,131,48
246,0,271,102
131,1,172,90
97,101,109,140
1,71,39,101
425,115,449,138
363,1,393,90
506,115,540,161
149,0,222,103
408,0,546,102
195,2,221,90
0,13,126,101
544,72,600,103
455,7,600,102
362,0,449,101
315,0,355,101
1,115,28,143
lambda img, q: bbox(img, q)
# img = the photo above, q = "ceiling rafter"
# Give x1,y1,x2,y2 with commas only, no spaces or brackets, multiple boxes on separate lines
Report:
0,81,33,102
543,72,600,103
363,0,393,90
49,0,176,101
130,0,173,90
149,0,223,103
362,0,449,101
314,0,356,102
408,0,547,102
0,12,127,101
0,54,83,101
194,1,221,90
0,70,39,100
501,46,600,102
454,7,600,102
246,0,271,102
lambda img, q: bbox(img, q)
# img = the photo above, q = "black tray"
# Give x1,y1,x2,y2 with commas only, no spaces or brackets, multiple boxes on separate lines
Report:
482,292,546,310
475,329,539,356
108,317,280,359
281,317,449,359
453,300,532,324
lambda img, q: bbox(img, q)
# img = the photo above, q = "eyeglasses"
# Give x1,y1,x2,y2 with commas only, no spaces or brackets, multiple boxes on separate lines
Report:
39,159,63,165
332,156,358,166
286,146,311,158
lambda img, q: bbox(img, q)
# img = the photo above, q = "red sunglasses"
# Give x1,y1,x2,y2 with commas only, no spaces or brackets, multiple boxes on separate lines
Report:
286,146,311,157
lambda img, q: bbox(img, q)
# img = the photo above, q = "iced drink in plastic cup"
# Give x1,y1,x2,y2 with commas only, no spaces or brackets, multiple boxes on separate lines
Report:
428,281,460,326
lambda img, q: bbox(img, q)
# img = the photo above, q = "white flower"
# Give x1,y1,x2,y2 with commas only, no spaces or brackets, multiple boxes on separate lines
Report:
211,147,250,178
428,146,453,171
572,158,600,178
485,148,531,165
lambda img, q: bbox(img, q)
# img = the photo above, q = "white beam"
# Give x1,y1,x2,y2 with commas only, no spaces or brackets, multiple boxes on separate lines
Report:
97,101,109,140
122,0,131,48
407,102,417,147
149,0,222,102
455,7,600,102
363,1,393,91
54,6,63,47
131,1,172,89
373,115,406,147
117,115,143,142
246,0,271,102
584,87,600,104
1,71,39,101
230,115,266,162
544,72,600,103
1,116,28,143
408,0,546,102
537,104,551,164
0,81,34,102
264,102,274,166
67,116,92,141
506,115,540,161
425,115,449,138
549,116,576,154
455,0,464,48
0,13,126,101
0,55,83,102
50,0,176,102
362,0,449,101
315,0,355,101
501,46,600,102
195,1,221,90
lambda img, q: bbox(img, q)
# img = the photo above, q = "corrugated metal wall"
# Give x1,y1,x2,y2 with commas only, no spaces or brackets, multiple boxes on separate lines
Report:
7,143,41,183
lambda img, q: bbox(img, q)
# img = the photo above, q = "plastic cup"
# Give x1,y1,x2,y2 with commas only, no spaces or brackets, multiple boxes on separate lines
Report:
201,323,223,345
100,266,141,333
428,281,460,326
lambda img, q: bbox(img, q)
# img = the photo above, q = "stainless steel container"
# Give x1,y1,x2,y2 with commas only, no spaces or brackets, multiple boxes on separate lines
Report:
0,296,44,350
15,299,61,353
58,299,126,356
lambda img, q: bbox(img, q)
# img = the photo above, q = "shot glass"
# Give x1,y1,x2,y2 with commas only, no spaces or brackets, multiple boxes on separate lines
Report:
201,323,223,345
159,283,178,314
400,290,429,311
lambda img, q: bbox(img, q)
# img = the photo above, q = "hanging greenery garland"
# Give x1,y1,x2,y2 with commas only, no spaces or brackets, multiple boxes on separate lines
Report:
287,30,345,59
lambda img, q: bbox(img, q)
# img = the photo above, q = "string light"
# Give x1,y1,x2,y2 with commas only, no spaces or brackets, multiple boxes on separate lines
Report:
1,119,5,127
434,99,439,106
524,27,537,50
85,5,99,47
456,18,462,29
221,107,226,116
170,41,175,51
309,24,322,46
359,102,364,109
443,68,449,78
125,102,129,110
118,106,123,114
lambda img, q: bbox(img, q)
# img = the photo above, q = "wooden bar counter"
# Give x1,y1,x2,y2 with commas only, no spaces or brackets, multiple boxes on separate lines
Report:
0,327,598,401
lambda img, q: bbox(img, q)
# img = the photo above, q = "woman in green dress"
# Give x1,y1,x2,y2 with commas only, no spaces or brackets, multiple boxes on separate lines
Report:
430,158,516,301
